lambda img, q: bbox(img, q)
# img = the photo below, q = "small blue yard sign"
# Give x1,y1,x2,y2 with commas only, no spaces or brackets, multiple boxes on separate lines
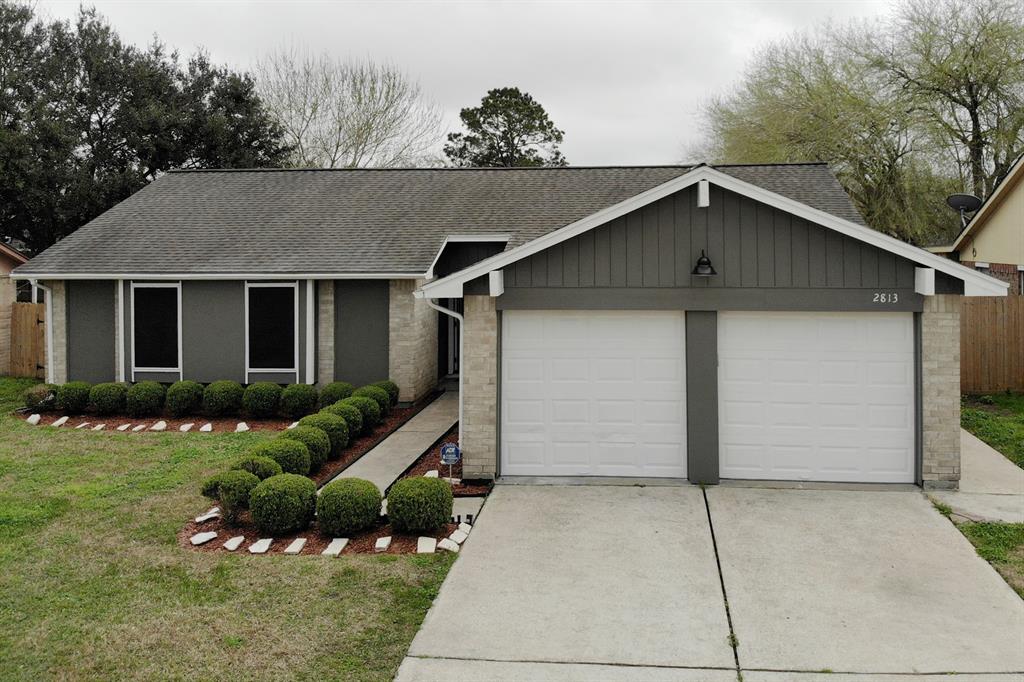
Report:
440,442,461,466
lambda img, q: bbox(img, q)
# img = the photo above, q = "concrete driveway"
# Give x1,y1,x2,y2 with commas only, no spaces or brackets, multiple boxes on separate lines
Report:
396,484,1024,681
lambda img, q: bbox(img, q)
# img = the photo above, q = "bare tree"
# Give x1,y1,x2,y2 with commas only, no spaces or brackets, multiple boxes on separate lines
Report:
255,47,443,168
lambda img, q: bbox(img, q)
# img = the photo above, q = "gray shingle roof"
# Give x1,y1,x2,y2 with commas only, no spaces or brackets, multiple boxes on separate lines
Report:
15,163,866,276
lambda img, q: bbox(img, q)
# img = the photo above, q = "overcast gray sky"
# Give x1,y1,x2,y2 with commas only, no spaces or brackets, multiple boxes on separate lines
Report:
37,0,894,165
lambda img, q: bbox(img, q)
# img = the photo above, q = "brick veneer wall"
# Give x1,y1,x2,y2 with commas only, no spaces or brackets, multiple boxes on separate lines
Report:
461,295,498,479
960,261,1020,294
388,279,437,403
317,280,335,385
44,280,68,384
921,294,961,489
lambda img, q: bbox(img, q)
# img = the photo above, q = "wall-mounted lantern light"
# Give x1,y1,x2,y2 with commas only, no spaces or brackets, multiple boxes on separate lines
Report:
691,250,717,277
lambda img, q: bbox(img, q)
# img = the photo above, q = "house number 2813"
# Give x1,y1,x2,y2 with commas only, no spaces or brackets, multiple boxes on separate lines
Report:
873,292,899,303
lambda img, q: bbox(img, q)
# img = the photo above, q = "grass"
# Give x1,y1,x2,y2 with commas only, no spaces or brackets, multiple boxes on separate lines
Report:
961,393,1024,469
958,522,1024,598
0,377,454,681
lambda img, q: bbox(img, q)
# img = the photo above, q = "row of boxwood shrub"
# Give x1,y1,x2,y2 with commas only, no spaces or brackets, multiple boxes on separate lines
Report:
24,378,400,419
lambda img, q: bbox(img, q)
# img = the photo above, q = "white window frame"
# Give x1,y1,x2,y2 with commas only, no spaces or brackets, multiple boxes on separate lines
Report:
244,281,300,383
130,281,183,381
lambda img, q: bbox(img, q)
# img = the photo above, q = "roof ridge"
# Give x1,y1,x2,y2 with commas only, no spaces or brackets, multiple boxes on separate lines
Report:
167,161,829,174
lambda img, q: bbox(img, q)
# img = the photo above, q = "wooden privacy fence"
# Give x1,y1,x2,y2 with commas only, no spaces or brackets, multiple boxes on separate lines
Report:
961,296,1024,394
10,302,45,379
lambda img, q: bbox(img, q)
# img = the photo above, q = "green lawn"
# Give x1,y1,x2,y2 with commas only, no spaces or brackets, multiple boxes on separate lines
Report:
961,393,1024,469
0,377,453,681
958,522,1024,598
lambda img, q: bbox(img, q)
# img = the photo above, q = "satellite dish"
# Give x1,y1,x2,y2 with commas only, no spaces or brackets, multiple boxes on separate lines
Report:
946,193,983,228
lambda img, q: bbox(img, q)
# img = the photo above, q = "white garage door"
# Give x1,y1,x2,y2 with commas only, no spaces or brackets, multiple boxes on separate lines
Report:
718,312,915,483
501,311,687,478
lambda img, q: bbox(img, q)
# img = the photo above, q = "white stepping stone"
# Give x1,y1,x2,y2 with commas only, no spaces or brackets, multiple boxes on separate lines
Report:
206,506,220,514
91,424,105,431
194,511,219,523
380,499,388,516
190,531,217,546
438,538,460,553
284,538,306,554
449,529,469,545
75,422,90,429
248,538,272,554
444,477,461,486
26,414,41,425
132,424,147,432
179,423,194,432
416,537,437,554
287,421,299,430
199,423,213,432
374,536,392,552
235,422,249,433
458,522,472,534
424,470,439,478
52,416,69,427
223,536,244,551
322,538,348,556
150,421,167,432
116,424,131,431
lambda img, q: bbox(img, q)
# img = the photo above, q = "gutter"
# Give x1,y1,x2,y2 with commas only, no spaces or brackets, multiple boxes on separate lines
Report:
421,296,463,450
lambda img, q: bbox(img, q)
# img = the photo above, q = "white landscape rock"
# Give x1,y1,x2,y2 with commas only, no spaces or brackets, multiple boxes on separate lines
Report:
374,536,392,552
223,536,245,551
91,424,105,431
235,422,249,433
150,421,167,432
449,529,469,545
416,537,437,554
443,477,461,486
424,470,439,478
322,538,348,556
380,499,388,516
52,416,69,427
190,531,217,546
194,511,219,523
179,423,194,432
116,424,131,431
248,538,272,554
287,421,299,430
437,538,460,553
26,414,41,425
284,538,306,554
458,522,472,535
199,423,213,432
132,424,147,432
75,422,90,429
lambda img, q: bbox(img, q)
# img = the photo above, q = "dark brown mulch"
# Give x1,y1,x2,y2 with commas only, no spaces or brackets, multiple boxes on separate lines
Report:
401,425,493,497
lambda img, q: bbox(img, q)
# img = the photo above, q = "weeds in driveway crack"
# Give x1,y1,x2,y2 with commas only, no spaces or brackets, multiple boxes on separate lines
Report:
702,489,742,678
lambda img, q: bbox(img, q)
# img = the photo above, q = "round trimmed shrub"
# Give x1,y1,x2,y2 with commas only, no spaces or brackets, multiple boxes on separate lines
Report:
249,439,311,476
372,380,399,406
230,455,283,480
126,380,166,417
166,380,203,417
280,383,318,418
201,472,225,499
353,385,390,416
243,382,282,418
298,412,349,456
341,395,381,432
215,469,260,524
320,400,363,435
56,381,91,413
387,477,453,534
318,381,354,409
317,478,381,536
24,383,57,411
279,426,330,471
89,382,128,415
203,380,244,416
249,473,317,536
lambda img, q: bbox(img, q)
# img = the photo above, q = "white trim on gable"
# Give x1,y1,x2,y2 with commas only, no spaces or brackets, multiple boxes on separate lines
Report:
415,166,1009,299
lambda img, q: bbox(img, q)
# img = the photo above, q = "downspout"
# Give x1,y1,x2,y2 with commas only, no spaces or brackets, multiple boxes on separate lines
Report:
31,279,55,384
423,297,463,448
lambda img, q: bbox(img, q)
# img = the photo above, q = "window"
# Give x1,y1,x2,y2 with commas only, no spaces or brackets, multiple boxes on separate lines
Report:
246,282,298,377
131,283,181,373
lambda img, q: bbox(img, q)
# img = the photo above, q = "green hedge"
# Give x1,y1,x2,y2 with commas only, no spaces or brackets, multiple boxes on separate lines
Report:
279,426,331,471
24,384,57,411
318,381,354,409
250,473,317,536
243,382,282,418
203,380,244,416
249,439,310,476
215,469,260,524
317,478,381,536
387,477,453,534
353,385,390,416
166,380,204,416
280,383,318,419
56,381,91,413
298,413,349,456
230,455,283,480
89,382,128,415
126,381,166,417
320,400,363,435
340,395,381,432
372,379,400,406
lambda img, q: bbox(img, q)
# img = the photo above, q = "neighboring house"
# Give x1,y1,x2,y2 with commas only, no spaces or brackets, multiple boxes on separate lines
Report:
12,163,1007,490
0,242,29,375
931,155,1024,293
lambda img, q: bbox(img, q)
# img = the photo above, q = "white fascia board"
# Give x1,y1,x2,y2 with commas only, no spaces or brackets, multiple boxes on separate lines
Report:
424,234,512,279
12,272,426,281
914,268,935,295
419,165,1009,298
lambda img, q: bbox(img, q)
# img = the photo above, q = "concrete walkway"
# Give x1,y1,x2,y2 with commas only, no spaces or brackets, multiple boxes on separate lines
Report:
397,484,1024,681
929,429,1024,522
327,391,457,494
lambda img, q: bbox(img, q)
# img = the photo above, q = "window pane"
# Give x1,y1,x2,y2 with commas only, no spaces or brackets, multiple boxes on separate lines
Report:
134,287,178,368
248,286,295,369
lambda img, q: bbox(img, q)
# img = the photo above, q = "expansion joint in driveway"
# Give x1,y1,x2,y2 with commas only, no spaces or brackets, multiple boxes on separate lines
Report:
703,488,742,677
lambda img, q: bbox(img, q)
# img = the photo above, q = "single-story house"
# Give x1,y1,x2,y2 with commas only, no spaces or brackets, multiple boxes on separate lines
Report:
12,163,1008,489
0,242,30,375
929,155,1023,294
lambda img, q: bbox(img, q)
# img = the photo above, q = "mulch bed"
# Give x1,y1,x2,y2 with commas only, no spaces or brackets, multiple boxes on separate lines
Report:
23,412,295,432
400,425,492,497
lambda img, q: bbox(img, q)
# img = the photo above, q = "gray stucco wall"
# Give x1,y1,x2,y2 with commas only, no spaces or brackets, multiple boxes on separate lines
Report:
334,280,389,386
67,280,115,383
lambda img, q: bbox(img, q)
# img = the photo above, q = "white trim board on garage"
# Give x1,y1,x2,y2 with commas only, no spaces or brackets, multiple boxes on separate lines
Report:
417,165,1008,299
